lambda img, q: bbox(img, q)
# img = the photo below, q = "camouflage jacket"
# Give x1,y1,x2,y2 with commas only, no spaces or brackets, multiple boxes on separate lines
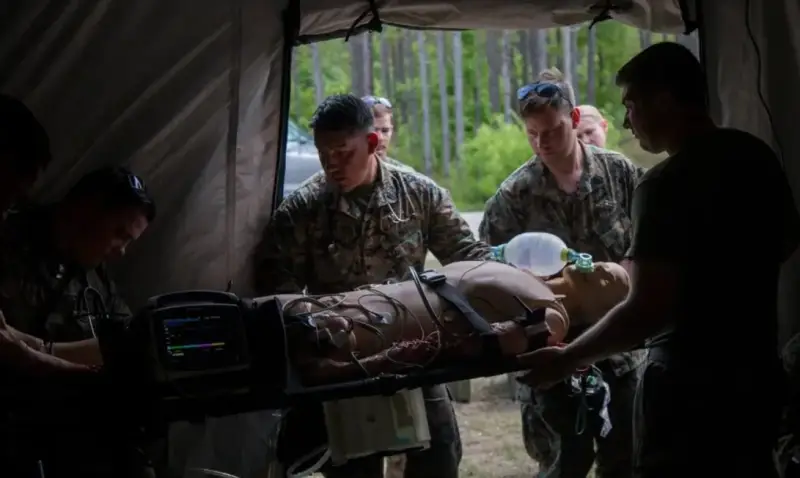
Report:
382,156,417,173
479,143,646,376
0,207,131,342
254,160,492,294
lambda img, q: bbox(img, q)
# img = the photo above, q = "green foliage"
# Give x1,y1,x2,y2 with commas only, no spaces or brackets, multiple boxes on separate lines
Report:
455,115,531,210
289,23,665,210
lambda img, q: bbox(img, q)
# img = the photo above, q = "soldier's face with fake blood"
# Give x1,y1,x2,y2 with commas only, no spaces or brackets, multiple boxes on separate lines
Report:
523,106,581,166
60,202,150,268
314,129,379,193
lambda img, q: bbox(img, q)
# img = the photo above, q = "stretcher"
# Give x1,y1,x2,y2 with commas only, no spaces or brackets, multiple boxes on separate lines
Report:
98,260,630,423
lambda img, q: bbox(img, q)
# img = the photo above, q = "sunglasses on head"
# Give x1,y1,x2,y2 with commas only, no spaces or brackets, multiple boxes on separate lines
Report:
362,95,393,109
126,173,146,192
516,82,566,102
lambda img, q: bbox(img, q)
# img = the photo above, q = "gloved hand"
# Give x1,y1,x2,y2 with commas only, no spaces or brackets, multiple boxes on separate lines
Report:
516,345,581,390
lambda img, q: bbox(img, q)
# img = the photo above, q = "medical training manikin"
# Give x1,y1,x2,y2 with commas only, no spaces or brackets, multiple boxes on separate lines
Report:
546,260,631,327
271,259,630,386
267,259,631,475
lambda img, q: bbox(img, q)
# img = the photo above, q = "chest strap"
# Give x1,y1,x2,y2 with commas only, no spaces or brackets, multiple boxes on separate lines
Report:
417,270,503,358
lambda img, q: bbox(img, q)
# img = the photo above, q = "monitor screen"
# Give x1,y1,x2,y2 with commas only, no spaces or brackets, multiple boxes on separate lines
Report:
156,308,246,372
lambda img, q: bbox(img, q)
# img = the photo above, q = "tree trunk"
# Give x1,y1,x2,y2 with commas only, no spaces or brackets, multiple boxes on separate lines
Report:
379,33,391,98
500,30,512,123
393,36,408,124
473,32,483,133
509,31,520,109
417,31,433,176
435,31,451,178
452,31,464,170
311,43,325,104
291,49,301,114
349,35,365,96
405,31,420,151
569,26,579,104
518,30,530,81
559,27,573,87
486,30,501,113
530,29,548,77
363,33,373,94
586,26,597,105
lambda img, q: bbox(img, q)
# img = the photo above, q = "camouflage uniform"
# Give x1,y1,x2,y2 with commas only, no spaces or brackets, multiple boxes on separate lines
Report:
479,144,645,478
382,156,417,173
0,206,154,478
255,160,492,478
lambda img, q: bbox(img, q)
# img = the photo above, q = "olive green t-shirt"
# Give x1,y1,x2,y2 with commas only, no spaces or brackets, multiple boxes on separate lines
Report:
627,128,800,375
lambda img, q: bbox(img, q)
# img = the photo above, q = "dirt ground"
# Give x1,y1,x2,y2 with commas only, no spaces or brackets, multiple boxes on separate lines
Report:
454,376,538,478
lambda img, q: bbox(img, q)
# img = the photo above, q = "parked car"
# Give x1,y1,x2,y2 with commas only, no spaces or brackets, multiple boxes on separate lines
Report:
282,119,323,199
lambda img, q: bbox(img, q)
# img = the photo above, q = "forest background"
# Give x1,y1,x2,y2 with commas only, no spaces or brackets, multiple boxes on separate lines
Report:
289,24,699,210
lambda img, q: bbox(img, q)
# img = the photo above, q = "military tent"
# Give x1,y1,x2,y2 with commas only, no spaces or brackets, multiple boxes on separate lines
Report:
2,1,796,476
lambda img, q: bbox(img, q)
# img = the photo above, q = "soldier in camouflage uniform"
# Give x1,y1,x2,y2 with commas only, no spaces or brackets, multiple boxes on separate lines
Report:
479,69,644,478
362,94,416,478
362,95,416,173
254,93,492,478
0,167,156,478
0,94,94,375
575,105,609,148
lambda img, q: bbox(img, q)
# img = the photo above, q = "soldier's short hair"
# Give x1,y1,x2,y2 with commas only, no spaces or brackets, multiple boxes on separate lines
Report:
310,94,374,134
0,94,52,175
518,68,577,118
616,42,708,110
577,105,605,124
66,166,156,222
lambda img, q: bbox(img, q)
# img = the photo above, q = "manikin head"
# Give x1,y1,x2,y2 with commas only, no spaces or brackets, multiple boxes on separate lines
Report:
55,167,155,269
0,95,52,214
311,94,379,193
616,42,710,155
576,105,608,148
362,95,394,159
518,68,581,171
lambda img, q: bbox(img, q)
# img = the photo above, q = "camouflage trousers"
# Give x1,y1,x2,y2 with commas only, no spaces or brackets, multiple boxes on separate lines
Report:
520,369,638,478
276,384,462,478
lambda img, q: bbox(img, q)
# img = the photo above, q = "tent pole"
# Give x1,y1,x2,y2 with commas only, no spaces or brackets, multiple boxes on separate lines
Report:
272,1,301,208
225,0,244,287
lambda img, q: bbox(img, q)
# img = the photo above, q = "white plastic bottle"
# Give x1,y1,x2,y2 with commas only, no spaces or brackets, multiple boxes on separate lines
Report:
490,232,592,277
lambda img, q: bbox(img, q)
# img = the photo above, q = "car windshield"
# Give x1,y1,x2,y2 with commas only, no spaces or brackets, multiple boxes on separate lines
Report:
284,154,322,185
288,119,312,144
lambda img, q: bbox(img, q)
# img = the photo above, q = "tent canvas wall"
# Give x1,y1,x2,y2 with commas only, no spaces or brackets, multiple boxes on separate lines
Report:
2,1,797,476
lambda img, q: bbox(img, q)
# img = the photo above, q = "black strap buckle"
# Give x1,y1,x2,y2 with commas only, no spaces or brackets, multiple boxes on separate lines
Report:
418,270,446,287
512,296,546,328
